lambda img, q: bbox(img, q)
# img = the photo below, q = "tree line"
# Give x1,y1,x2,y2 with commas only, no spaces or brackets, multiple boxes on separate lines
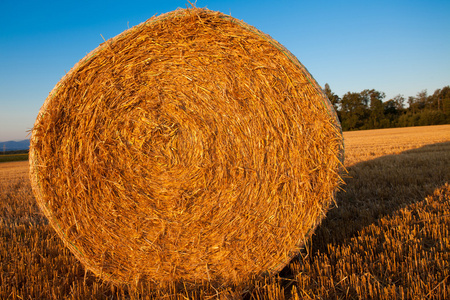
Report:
324,84,450,131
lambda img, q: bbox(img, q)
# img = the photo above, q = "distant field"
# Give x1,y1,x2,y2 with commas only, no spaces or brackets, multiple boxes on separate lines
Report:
0,152,28,163
343,124,450,166
0,124,449,299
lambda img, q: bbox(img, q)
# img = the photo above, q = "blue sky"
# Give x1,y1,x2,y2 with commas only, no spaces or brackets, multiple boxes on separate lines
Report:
1,0,449,141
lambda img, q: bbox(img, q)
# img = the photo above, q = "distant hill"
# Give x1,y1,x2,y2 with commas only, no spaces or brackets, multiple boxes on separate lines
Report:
0,139,30,152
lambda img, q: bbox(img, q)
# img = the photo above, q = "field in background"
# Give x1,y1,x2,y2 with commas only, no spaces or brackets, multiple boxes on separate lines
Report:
0,153,28,163
343,124,450,166
1,124,449,299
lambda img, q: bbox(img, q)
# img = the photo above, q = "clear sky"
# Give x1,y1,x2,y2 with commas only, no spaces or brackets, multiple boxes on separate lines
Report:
1,0,449,142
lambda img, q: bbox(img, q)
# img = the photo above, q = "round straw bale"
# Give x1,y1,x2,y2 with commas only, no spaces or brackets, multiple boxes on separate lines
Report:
30,7,344,286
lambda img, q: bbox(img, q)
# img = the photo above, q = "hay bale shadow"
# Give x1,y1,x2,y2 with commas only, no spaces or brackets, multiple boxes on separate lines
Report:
312,141,450,251
278,141,450,284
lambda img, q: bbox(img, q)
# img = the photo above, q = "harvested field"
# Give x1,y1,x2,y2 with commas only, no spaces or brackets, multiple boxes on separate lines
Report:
343,124,450,166
1,124,449,299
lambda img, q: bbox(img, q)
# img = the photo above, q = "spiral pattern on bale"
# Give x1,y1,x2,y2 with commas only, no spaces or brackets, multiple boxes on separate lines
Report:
30,8,344,286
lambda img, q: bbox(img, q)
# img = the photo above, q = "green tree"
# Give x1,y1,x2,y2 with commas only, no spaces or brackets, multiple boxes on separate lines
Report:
362,89,386,129
408,96,416,114
383,99,399,127
333,85,450,131
433,86,450,113
340,92,369,130
324,83,341,113
391,94,405,111
409,90,427,112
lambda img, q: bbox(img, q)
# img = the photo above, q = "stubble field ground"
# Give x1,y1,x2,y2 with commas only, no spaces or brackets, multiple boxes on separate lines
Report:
1,124,449,299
